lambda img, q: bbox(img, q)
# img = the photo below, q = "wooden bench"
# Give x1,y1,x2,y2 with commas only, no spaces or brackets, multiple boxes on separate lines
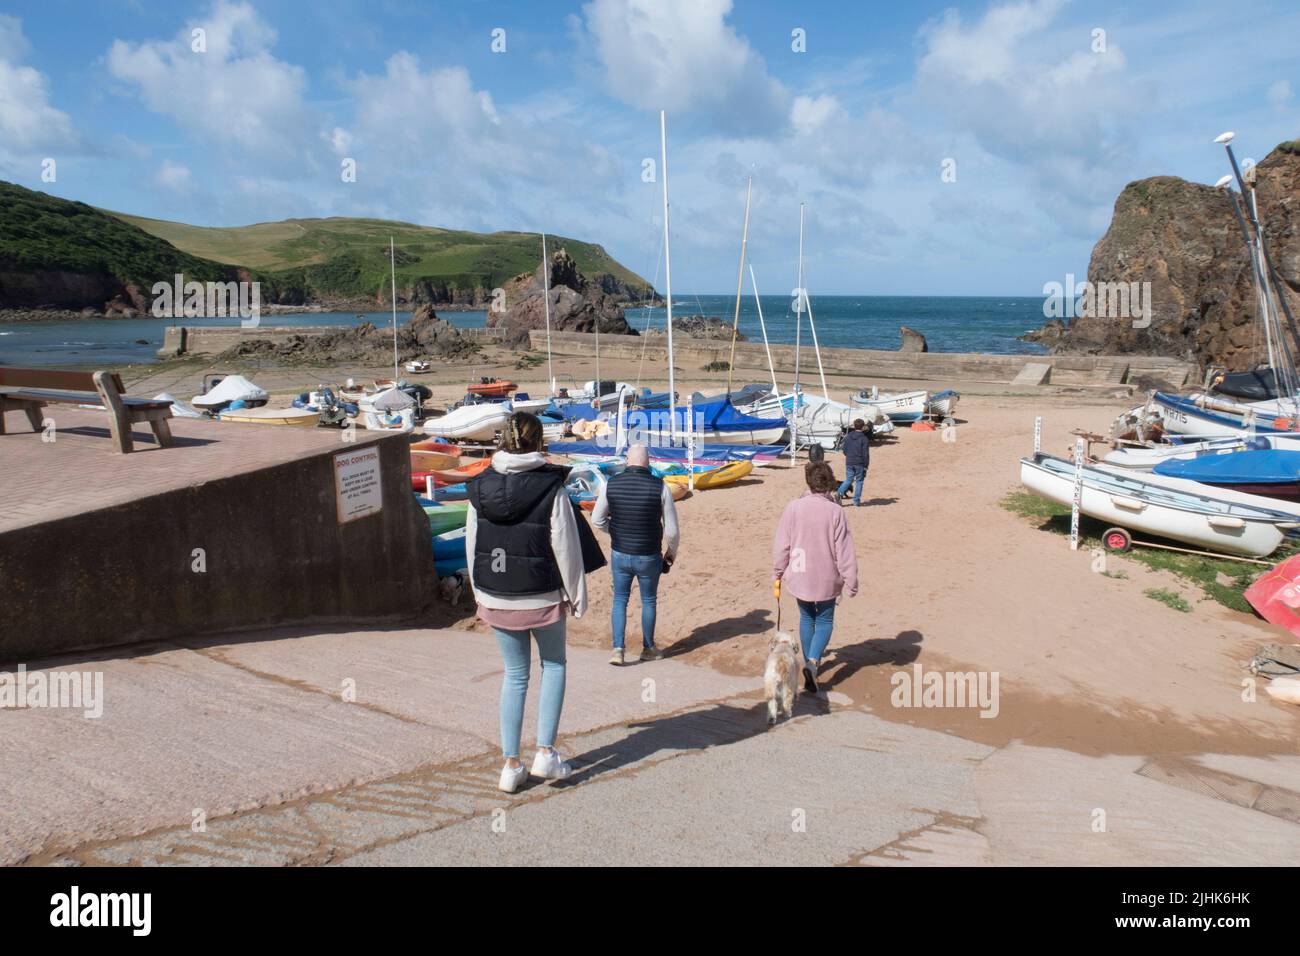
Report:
0,367,174,453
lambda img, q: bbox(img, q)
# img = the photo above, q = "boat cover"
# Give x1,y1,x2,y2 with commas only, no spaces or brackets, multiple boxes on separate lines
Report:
191,375,267,408
548,441,785,461
621,397,786,434
1211,368,1284,403
371,386,416,410
1154,449,1300,484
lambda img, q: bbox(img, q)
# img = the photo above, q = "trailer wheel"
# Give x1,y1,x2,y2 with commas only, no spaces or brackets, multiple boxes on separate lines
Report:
1103,527,1132,553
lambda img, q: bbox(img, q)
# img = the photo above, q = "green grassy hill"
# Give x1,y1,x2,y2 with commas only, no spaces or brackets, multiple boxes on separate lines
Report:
0,182,235,294
112,213,654,304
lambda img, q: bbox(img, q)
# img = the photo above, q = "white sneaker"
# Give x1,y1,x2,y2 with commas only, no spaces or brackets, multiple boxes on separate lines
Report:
531,748,573,781
498,762,528,793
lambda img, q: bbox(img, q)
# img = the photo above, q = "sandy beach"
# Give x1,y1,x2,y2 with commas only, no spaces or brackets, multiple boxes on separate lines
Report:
118,348,1300,763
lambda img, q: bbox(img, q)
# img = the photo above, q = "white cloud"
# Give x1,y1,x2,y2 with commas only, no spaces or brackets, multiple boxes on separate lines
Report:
0,14,31,62
581,0,788,135
0,16,79,168
106,0,316,167
1268,80,1293,110
154,159,193,191
915,0,1143,237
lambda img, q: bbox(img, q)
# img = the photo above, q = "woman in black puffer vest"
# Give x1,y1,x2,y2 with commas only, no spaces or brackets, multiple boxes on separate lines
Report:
465,412,589,794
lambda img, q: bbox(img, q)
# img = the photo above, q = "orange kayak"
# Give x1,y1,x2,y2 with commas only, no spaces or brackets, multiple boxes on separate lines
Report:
410,439,461,455
411,457,493,492
467,379,517,398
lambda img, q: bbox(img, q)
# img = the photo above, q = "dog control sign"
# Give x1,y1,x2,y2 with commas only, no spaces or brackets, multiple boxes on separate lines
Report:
334,447,384,523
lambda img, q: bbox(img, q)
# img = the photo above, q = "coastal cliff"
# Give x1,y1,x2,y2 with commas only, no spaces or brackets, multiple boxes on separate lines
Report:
487,248,635,346
1056,141,1300,368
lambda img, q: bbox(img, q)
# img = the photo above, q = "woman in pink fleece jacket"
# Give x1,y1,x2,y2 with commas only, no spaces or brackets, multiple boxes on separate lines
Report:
772,461,859,693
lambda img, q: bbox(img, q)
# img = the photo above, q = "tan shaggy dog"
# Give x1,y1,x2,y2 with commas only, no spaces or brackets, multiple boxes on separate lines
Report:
764,630,801,725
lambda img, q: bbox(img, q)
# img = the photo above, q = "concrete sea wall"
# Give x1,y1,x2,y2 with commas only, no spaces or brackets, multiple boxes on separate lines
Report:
0,432,436,662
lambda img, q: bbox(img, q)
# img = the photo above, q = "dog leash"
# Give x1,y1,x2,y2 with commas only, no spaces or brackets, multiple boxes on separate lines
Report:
774,578,781,631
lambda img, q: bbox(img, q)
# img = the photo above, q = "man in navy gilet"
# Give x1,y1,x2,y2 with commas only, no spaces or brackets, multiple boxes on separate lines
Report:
591,444,680,665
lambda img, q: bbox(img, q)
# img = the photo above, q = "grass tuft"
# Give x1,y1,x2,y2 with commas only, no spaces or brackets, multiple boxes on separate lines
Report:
1000,489,1279,613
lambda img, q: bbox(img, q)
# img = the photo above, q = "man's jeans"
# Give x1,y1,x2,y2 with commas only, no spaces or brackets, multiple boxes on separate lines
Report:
610,550,663,650
837,465,866,505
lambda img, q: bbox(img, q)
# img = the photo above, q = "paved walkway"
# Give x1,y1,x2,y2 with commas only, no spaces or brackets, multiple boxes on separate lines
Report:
0,406,386,533
4,627,1298,866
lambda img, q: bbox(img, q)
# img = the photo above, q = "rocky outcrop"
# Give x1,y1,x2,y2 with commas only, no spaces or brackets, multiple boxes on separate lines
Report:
1019,318,1067,348
216,304,478,365
1057,141,1300,369
643,314,745,341
487,249,633,347
900,326,928,352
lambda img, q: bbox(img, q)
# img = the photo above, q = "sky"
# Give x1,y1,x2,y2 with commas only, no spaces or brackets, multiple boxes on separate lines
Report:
0,0,1297,295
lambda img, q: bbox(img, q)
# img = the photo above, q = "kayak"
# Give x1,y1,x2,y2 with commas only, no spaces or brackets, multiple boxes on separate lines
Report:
410,450,459,472
411,458,492,491
432,526,468,564
418,498,470,535
467,379,517,398
411,439,461,455
216,407,320,426
663,460,753,490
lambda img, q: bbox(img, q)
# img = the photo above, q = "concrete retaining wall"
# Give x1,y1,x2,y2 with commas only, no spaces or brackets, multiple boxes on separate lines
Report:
528,331,1197,387
158,324,506,358
0,433,436,661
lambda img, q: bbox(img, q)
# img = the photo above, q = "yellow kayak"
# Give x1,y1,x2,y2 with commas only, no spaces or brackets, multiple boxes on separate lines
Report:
663,460,753,490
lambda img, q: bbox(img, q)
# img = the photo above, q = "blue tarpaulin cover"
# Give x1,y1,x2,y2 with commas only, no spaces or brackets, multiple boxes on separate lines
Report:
1154,449,1300,484
548,441,785,461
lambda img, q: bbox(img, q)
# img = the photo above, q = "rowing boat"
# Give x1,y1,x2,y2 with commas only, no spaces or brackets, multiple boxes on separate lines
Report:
1019,452,1294,557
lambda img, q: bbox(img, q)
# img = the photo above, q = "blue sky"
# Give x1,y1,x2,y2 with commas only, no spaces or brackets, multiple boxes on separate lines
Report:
1,0,1296,295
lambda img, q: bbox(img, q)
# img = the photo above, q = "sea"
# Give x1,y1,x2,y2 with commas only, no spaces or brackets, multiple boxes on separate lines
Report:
0,295,1050,368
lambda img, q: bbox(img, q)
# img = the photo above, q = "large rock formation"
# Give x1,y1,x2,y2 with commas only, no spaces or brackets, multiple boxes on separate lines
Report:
217,304,478,364
487,249,633,347
1057,141,1300,369
643,314,745,341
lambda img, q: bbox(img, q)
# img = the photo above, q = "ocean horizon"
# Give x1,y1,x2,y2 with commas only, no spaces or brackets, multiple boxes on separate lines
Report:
0,294,1052,368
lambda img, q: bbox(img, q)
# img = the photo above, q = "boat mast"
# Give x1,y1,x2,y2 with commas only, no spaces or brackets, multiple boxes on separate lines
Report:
726,176,753,395
541,233,554,394
661,110,677,443
749,264,779,392
794,203,804,400
389,236,399,383
801,209,829,400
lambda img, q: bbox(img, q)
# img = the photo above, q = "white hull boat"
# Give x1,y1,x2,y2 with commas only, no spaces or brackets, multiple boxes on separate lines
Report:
1101,435,1300,470
423,403,510,440
1093,462,1300,520
850,388,928,423
1147,392,1300,438
1102,437,1262,470
743,391,891,448
1019,453,1293,557
510,397,552,415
